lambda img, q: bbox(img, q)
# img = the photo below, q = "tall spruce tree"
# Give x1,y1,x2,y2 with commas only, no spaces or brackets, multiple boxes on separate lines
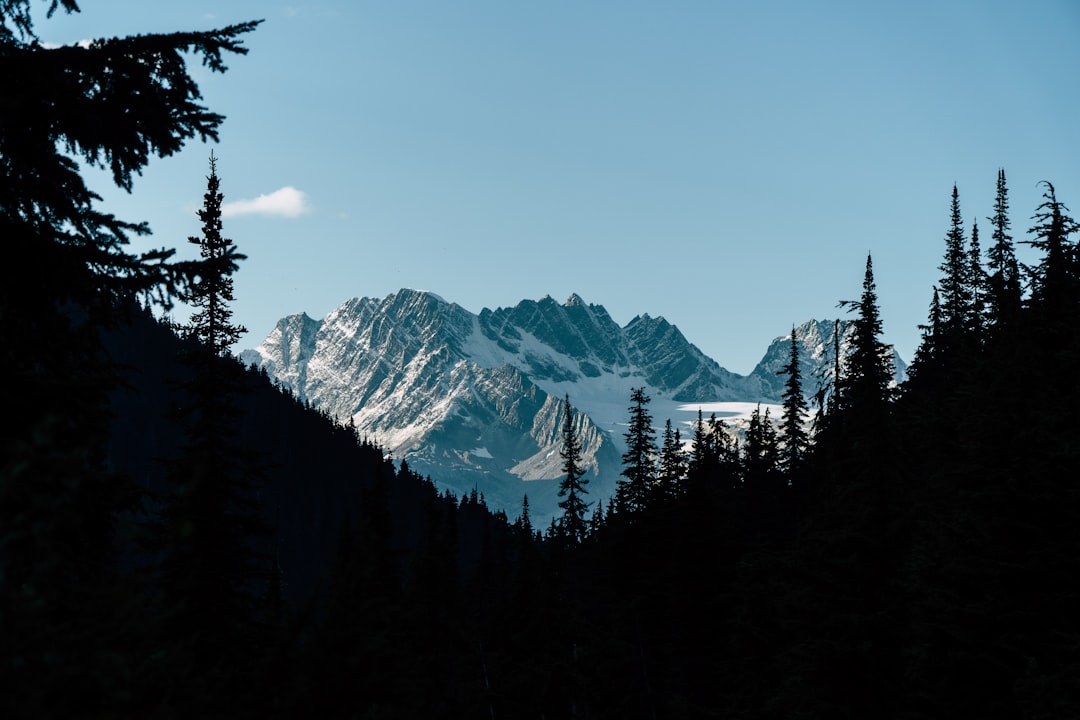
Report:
152,156,269,702
180,152,246,355
657,418,687,500
557,395,590,544
779,324,810,475
936,185,977,362
968,219,987,342
615,387,657,515
839,254,893,418
907,286,943,388
986,169,1022,328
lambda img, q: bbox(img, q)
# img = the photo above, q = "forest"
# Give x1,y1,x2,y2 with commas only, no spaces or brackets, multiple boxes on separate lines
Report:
4,3,1080,717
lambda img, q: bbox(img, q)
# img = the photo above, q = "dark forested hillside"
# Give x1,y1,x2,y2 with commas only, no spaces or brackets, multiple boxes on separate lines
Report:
105,306,384,606
99,306,519,716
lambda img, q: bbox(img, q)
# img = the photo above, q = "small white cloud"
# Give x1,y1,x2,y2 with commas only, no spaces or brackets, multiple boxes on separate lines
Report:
222,187,312,218
38,39,93,49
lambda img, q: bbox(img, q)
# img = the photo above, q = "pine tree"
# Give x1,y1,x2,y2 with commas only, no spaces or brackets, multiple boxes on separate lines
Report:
657,418,687,500
615,387,657,515
1026,181,1080,321
518,494,534,538
779,324,810,475
741,405,780,488
839,254,894,416
180,152,246,356
968,219,987,342
688,408,711,481
986,169,1022,328
557,395,590,544
936,185,978,362
152,157,269,698
907,286,943,388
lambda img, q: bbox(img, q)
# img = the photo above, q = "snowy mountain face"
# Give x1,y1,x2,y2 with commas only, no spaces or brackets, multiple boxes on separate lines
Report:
240,290,904,524
747,319,909,403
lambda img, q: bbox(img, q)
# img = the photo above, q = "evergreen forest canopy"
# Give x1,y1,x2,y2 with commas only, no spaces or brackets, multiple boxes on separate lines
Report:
3,2,1080,717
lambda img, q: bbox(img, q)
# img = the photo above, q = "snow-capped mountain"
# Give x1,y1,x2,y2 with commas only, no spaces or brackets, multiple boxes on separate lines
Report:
748,319,908,401
240,290,905,523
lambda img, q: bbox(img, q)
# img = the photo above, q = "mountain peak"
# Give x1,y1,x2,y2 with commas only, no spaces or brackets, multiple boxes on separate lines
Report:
565,293,585,307
393,287,448,304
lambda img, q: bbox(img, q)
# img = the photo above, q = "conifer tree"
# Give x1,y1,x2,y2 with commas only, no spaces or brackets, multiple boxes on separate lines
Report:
779,325,810,475
938,185,975,357
153,157,268,693
814,319,845,431
741,405,780,487
968,219,987,342
687,408,711,482
686,410,738,483
986,169,1022,327
181,152,246,356
657,418,687,500
907,286,943,388
807,324,846,473
615,387,657,515
1026,181,1080,321
518,494,533,538
557,395,590,544
686,408,738,497
838,254,893,418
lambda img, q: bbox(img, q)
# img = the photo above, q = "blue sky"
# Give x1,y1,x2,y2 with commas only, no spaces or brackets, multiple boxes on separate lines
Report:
39,1,1080,374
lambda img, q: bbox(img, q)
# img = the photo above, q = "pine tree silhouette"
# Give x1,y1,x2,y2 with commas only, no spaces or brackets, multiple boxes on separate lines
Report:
557,395,590,544
178,152,246,355
615,387,657,516
151,156,270,706
986,169,1022,328
779,324,810,476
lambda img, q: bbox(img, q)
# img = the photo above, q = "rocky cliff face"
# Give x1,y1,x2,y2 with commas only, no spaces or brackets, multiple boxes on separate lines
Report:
241,289,904,522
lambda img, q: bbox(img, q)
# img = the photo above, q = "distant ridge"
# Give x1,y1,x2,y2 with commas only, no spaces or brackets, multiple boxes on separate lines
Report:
242,290,905,522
